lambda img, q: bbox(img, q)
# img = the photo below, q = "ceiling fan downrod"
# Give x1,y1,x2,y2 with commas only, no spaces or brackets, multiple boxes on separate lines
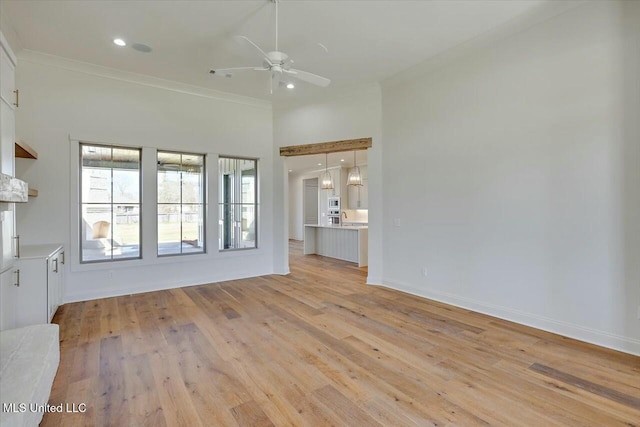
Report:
274,0,279,52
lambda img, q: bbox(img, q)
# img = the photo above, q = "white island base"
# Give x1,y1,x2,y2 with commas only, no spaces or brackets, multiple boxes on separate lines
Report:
304,225,368,267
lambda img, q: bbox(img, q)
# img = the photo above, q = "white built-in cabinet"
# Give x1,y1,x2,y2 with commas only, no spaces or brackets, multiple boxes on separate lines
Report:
0,32,62,331
0,31,19,331
16,245,65,326
347,165,368,209
0,267,19,330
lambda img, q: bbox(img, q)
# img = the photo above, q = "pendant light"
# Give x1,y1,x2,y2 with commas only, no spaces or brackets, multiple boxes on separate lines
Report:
347,150,363,186
320,153,334,190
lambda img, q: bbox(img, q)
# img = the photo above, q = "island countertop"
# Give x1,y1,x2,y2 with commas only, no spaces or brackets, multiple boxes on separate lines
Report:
304,224,368,230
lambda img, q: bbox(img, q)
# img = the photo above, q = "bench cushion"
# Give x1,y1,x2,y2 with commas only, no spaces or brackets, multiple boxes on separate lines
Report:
0,324,60,427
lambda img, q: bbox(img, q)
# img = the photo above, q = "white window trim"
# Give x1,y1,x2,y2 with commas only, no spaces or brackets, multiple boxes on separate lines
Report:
69,137,263,273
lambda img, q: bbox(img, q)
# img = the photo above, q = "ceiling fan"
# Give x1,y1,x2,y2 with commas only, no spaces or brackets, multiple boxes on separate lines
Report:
209,0,331,93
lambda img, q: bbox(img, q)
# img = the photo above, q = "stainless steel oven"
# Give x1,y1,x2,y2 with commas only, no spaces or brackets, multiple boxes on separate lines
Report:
327,197,341,225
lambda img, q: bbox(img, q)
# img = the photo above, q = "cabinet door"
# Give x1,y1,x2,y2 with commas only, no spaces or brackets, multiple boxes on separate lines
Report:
1,102,15,176
15,259,47,327
348,183,358,209
58,250,65,307
47,254,61,322
359,179,368,209
0,209,16,270
346,166,368,209
0,267,18,331
0,47,16,108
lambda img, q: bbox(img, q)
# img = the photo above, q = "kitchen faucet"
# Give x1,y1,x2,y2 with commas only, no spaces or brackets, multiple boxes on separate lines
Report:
341,211,348,220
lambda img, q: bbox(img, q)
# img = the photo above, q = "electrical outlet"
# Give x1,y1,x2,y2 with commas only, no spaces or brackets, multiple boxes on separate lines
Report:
393,218,401,227
421,267,428,277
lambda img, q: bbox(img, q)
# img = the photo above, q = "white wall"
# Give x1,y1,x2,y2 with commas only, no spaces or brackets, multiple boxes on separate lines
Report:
381,1,640,354
14,53,277,302
274,85,383,281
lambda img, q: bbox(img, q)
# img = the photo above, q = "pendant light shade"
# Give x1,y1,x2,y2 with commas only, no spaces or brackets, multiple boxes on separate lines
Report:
347,151,363,186
320,153,334,190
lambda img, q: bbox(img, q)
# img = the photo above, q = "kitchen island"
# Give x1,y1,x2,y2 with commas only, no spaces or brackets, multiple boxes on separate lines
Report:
304,225,368,267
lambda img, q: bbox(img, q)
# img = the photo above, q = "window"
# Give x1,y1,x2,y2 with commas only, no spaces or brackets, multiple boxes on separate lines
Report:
219,157,257,250
80,144,141,262
157,151,206,256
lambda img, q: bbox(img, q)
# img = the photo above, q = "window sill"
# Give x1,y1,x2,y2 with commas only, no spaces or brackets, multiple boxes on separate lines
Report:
70,248,264,273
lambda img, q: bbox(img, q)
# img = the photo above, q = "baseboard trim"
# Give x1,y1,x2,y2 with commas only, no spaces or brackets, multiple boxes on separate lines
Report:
366,276,383,286
64,270,271,304
373,278,640,356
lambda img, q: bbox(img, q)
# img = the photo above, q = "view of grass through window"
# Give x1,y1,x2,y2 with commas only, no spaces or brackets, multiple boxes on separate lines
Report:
157,151,206,256
80,144,141,263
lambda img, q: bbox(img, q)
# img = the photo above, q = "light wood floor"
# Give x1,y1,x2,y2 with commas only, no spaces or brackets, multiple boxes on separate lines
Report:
43,241,640,426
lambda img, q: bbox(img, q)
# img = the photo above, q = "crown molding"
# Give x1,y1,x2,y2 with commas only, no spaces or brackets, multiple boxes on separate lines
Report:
18,49,272,109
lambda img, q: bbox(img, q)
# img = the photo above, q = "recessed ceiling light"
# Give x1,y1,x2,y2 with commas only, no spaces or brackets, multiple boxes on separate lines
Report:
340,159,345,162
288,169,292,172
113,38,126,47
317,163,322,166
286,83,295,89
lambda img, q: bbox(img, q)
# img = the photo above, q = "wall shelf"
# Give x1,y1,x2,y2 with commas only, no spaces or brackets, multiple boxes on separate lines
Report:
15,140,38,159
15,141,39,197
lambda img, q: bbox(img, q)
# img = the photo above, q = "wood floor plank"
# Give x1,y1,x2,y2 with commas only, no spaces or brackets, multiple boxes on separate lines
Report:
96,335,126,427
530,363,640,410
311,384,383,427
122,353,167,427
42,240,640,426
230,400,275,427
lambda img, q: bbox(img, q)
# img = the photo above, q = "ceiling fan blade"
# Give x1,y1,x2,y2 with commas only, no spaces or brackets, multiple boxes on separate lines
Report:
234,35,272,66
209,67,266,77
285,68,331,87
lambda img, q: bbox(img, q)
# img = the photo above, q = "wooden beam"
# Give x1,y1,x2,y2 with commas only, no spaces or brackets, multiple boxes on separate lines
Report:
28,188,38,197
15,140,38,159
279,137,372,157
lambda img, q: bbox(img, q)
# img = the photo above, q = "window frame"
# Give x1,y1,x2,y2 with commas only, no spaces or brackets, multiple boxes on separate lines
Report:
78,142,143,264
218,155,259,252
156,149,207,258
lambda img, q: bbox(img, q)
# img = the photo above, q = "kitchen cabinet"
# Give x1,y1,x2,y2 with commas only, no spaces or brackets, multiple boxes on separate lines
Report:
16,244,65,326
347,165,368,209
0,42,16,106
0,267,19,330
0,209,16,269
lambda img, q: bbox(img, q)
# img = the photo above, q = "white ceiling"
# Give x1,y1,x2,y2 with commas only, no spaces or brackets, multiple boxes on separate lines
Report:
3,0,549,101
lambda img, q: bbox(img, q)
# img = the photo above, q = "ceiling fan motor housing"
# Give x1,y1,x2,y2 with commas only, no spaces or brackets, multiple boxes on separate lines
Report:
267,51,289,65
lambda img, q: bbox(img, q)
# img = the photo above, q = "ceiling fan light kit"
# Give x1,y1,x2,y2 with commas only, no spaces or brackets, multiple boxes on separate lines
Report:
209,0,331,93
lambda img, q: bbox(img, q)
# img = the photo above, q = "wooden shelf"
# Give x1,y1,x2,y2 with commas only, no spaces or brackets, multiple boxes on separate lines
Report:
15,140,38,159
14,141,39,197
